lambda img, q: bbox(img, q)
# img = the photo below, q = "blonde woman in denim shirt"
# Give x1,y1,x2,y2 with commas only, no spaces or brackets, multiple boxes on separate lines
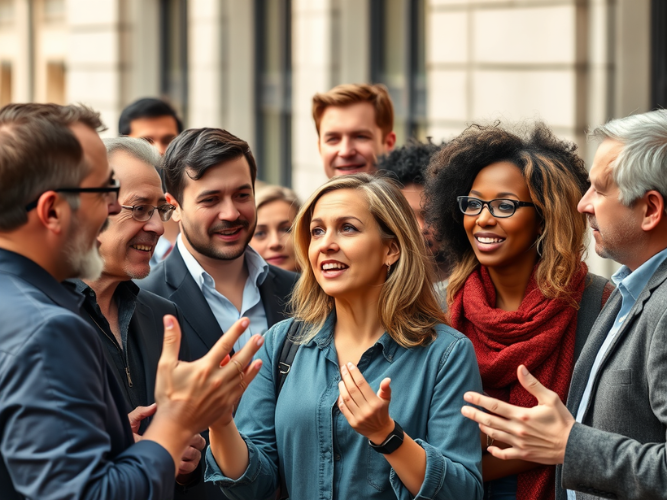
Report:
205,174,483,500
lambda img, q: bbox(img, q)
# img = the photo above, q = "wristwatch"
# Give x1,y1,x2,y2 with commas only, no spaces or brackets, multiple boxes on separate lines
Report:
368,421,404,454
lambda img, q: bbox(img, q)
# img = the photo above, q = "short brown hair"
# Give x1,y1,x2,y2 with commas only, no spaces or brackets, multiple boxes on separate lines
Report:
312,83,394,138
255,184,300,212
0,103,104,231
162,127,257,204
289,173,446,348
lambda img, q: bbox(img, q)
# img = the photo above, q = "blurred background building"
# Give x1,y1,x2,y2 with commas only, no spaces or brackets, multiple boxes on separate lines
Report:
0,0,663,277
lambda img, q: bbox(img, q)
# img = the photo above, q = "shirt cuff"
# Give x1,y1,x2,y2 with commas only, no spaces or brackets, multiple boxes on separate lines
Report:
204,435,263,488
389,438,445,500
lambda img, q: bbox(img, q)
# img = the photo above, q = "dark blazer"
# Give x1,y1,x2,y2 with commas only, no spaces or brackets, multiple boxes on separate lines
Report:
138,245,298,360
556,258,667,500
0,249,174,500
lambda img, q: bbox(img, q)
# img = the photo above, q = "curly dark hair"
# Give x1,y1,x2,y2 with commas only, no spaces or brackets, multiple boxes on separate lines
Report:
424,122,589,304
377,139,443,186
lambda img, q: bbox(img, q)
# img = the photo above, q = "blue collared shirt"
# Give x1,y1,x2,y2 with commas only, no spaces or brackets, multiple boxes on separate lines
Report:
177,234,270,352
205,315,484,500
567,247,667,500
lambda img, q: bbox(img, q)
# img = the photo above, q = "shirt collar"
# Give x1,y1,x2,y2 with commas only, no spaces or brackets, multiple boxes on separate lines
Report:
612,247,667,301
0,248,84,314
70,279,140,301
305,311,399,363
177,234,270,290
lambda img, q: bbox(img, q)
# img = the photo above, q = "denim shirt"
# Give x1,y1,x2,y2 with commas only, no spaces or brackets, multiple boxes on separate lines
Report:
205,315,483,500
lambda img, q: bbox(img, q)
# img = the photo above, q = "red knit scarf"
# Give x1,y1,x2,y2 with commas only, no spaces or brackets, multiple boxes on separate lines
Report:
450,263,588,500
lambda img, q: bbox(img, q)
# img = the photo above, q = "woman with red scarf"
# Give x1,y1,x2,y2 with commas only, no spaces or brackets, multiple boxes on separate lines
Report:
424,123,613,500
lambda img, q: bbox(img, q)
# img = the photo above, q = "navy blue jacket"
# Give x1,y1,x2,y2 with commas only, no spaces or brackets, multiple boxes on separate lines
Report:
0,249,174,500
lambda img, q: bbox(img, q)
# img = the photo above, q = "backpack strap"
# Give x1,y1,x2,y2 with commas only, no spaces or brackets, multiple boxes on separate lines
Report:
276,320,302,396
275,320,302,500
574,273,610,361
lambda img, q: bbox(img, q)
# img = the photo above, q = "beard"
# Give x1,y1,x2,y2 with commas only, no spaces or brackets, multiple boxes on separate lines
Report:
181,216,255,261
588,214,637,264
66,215,105,281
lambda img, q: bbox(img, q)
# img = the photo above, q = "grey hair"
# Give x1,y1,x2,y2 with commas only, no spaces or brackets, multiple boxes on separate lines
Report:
103,137,161,169
590,109,667,206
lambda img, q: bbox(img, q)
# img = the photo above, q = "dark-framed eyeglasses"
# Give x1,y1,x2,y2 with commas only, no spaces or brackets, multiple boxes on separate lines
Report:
120,203,176,222
25,179,121,212
457,196,535,218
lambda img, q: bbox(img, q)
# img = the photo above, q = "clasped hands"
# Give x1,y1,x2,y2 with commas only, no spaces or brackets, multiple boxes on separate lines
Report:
338,362,394,444
461,364,576,465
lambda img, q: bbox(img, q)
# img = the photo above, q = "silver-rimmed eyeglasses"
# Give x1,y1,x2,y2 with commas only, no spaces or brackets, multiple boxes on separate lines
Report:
120,204,176,222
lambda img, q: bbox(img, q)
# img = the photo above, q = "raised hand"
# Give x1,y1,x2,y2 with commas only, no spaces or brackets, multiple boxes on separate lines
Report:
338,362,394,444
461,364,575,465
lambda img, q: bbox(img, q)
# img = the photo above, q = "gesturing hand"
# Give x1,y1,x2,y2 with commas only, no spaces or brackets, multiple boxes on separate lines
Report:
338,362,394,444
128,403,157,442
461,364,575,465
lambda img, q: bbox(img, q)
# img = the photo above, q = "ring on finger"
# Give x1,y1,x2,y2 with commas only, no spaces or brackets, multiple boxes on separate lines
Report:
239,380,247,391
231,359,244,376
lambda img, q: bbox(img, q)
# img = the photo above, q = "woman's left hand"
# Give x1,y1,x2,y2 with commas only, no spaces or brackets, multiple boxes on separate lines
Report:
338,362,395,444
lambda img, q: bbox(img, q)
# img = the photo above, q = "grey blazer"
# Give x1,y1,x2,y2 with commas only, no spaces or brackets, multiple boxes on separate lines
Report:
556,258,667,500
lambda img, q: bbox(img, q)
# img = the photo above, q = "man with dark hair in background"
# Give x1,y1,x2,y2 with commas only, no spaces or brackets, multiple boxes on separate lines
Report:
0,103,264,499
378,140,453,307
120,97,184,266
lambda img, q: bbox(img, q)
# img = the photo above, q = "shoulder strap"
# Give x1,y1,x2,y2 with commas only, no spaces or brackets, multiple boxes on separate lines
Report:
275,320,302,500
574,274,609,361
276,320,302,396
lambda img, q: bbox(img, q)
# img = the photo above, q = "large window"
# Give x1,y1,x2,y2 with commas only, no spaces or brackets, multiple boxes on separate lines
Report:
160,0,188,123
370,0,426,145
255,0,292,187
651,0,667,109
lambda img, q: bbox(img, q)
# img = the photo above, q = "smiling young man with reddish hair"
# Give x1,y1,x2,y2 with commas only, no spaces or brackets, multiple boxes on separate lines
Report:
312,83,397,178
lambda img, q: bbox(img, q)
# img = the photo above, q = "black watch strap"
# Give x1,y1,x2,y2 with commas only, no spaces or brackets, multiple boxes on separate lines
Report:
368,421,404,454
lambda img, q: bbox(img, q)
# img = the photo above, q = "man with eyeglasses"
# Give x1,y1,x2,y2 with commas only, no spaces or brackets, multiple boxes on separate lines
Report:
68,136,208,498
0,104,265,499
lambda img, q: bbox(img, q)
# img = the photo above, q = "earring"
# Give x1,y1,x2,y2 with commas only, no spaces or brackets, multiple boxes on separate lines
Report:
535,238,543,258
386,262,392,273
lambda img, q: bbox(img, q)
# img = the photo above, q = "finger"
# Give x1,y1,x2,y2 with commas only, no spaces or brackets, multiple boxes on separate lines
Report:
204,317,251,366
219,354,231,367
229,359,263,396
128,403,157,431
338,379,360,413
159,315,182,366
461,405,516,436
180,445,200,462
189,433,206,451
377,378,392,402
337,394,354,422
486,445,525,462
226,334,265,374
463,391,521,419
477,422,522,450
345,363,376,401
517,365,553,405
340,363,365,406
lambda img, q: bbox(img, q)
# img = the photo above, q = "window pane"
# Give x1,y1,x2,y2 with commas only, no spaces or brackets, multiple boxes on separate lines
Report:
161,0,188,122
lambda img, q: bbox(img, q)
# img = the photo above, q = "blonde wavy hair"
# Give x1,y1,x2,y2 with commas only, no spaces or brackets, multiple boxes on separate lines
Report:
289,173,446,348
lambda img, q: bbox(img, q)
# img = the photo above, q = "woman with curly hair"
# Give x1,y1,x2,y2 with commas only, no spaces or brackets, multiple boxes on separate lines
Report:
424,123,613,500
205,173,483,500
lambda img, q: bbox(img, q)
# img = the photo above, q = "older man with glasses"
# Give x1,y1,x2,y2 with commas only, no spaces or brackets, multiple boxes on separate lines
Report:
67,136,213,499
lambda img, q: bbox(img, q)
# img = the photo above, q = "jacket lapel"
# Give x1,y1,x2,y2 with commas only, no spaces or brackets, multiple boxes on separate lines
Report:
165,246,224,351
260,268,280,328
131,301,161,405
572,259,667,420
567,290,621,414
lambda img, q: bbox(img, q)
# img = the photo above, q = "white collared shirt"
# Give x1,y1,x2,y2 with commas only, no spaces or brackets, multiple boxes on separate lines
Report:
177,234,270,352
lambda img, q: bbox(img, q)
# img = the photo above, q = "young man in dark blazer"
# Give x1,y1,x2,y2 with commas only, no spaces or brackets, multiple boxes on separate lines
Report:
460,110,667,500
139,128,298,362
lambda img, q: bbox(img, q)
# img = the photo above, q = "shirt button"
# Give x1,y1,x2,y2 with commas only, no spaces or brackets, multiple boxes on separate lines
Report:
334,453,341,461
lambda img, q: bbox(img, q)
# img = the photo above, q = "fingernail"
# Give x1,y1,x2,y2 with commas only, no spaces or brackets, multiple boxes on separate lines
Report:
165,317,174,329
241,318,250,328
520,365,529,376
463,392,472,402
256,335,264,347
340,365,348,374
347,362,356,370
254,359,263,369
